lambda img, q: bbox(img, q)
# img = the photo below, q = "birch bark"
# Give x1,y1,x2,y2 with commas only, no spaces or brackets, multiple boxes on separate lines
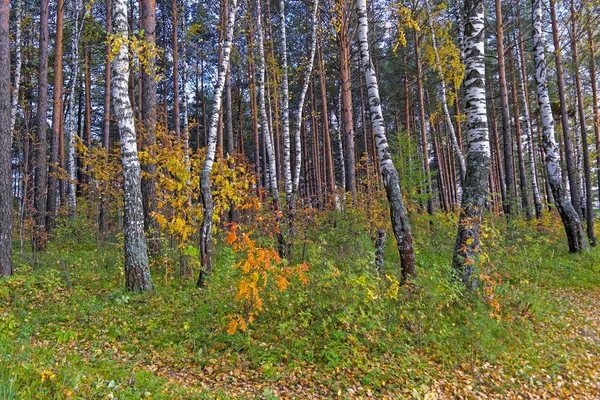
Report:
112,0,154,291
356,0,415,280
452,0,491,289
197,0,239,287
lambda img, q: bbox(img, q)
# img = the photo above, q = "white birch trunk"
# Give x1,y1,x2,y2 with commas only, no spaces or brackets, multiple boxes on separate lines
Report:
280,0,292,201
451,0,490,289
532,0,586,252
197,0,239,286
356,0,415,280
112,0,154,291
423,0,466,183
292,0,319,194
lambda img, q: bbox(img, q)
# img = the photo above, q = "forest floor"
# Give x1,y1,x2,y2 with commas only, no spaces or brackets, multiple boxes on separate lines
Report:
1,211,600,399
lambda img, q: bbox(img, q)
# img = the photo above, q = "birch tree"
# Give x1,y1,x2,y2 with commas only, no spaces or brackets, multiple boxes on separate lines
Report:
423,0,466,183
292,0,319,196
255,0,285,253
197,0,239,287
112,0,154,291
356,0,416,281
65,0,84,218
0,0,12,276
280,0,292,202
532,0,587,253
452,0,490,289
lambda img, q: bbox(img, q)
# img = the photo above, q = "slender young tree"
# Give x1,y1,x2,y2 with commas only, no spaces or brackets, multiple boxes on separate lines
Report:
0,0,12,276
357,0,415,281
532,0,586,253
197,0,239,287
112,0,154,291
423,0,466,183
33,0,50,252
292,0,319,195
452,0,490,289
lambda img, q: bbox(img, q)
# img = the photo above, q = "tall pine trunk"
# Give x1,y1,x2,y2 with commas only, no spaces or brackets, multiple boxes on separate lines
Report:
532,0,586,253
357,0,415,281
141,0,159,253
47,0,64,232
452,0,491,289
112,0,154,291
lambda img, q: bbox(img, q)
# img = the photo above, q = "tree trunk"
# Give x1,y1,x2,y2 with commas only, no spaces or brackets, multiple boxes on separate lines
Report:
9,0,21,134
197,0,239,287
100,0,112,234
532,0,586,253
452,0,491,290
171,0,180,141
256,0,285,252
112,0,154,291
47,0,64,232
318,38,336,197
423,0,466,183
414,30,434,216
549,0,580,216
33,0,50,252
0,0,12,276
141,0,159,253
66,0,83,219
338,4,356,202
589,26,600,210
280,0,292,202
357,0,415,281
508,46,531,219
516,10,543,218
494,0,515,216
570,0,595,245
292,0,319,196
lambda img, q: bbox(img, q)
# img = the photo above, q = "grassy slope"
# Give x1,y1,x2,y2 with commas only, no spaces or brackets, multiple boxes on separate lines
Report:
1,211,599,399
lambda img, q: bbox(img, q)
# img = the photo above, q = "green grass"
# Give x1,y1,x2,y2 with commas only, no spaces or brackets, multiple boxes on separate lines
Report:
1,210,599,398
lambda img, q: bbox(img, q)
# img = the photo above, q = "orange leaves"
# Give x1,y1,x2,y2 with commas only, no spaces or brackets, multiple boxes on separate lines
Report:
225,225,309,335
